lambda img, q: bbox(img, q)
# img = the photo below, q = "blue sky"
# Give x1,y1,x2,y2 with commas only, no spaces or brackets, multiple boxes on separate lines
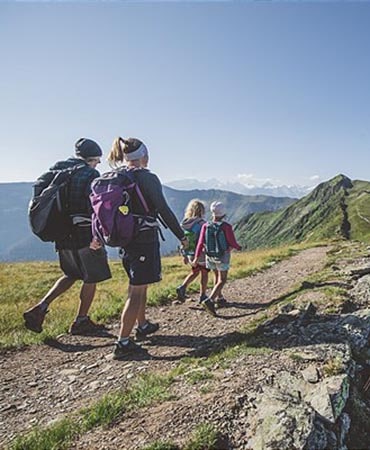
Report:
1,1,370,186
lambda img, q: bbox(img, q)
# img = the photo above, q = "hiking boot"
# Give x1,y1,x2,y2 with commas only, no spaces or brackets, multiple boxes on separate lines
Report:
69,317,109,336
23,305,47,333
176,285,186,301
135,321,160,340
202,298,217,317
113,339,144,360
215,297,228,308
199,293,208,303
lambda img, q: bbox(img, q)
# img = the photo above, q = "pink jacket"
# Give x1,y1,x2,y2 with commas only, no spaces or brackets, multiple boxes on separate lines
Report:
194,221,242,259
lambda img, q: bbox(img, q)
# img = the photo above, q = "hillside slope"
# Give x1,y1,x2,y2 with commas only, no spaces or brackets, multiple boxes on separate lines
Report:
236,174,370,249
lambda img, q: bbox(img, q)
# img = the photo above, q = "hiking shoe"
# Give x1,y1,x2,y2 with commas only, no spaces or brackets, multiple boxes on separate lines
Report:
202,298,217,317
176,285,186,301
69,317,109,336
113,339,144,360
135,321,160,340
215,297,228,308
199,293,208,303
23,305,47,333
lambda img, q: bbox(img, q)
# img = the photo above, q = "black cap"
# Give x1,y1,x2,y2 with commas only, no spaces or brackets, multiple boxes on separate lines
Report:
75,138,103,158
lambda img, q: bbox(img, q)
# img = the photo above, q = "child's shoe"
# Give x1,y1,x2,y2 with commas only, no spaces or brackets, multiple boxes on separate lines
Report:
199,293,208,303
201,298,217,317
176,285,186,301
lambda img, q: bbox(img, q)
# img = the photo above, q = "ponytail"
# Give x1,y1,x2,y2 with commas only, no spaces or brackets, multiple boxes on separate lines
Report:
107,137,125,168
107,137,144,168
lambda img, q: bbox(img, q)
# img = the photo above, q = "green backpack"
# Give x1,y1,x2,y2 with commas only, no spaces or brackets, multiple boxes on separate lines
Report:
182,221,203,256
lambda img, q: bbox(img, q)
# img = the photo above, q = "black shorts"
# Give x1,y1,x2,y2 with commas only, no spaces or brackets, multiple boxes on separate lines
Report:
121,241,162,286
59,247,112,283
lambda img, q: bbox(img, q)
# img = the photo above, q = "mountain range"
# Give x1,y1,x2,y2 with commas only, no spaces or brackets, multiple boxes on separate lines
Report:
235,174,370,249
166,178,313,198
0,183,294,262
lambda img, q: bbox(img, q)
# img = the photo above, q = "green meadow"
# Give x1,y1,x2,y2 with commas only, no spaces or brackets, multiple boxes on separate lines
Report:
0,242,323,348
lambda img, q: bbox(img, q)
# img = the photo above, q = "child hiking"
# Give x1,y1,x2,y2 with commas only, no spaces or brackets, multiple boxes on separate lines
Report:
176,200,209,303
193,201,242,316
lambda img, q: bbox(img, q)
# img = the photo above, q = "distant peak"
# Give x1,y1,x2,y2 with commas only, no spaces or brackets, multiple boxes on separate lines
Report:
329,174,353,188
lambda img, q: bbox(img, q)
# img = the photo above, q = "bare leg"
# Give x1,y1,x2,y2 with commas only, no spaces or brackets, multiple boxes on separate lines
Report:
200,270,209,296
38,275,76,308
136,285,148,327
181,271,199,288
209,271,228,300
76,283,96,318
119,285,147,339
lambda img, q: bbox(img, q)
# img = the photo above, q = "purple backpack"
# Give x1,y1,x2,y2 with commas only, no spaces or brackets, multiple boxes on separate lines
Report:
90,169,149,247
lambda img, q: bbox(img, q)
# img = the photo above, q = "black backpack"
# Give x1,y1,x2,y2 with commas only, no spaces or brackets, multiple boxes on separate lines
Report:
28,164,85,242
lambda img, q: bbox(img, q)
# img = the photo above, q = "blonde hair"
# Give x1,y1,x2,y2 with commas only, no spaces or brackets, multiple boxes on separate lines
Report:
184,199,205,220
107,137,143,168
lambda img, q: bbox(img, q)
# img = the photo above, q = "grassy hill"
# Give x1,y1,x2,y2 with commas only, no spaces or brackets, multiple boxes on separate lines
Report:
235,174,370,249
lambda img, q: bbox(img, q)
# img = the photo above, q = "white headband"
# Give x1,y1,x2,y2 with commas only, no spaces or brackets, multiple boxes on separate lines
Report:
123,143,148,161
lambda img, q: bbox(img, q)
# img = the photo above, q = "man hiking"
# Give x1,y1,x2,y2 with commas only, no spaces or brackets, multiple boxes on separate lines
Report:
24,138,112,335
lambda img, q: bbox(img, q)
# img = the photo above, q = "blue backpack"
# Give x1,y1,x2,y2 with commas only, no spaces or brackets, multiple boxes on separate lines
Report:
204,222,228,258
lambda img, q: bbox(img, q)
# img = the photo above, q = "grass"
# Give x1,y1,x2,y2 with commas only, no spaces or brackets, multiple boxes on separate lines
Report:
184,423,219,450
9,372,173,450
322,356,345,377
0,242,321,348
139,423,220,450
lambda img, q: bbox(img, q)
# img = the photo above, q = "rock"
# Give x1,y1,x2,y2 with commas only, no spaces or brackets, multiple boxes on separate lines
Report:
279,303,294,314
300,302,318,323
60,369,80,377
67,376,77,384
305,419,328,450
247,387,316,450
305,375,349,424
338,412,351,449
302,365,320,384
89,381,100,391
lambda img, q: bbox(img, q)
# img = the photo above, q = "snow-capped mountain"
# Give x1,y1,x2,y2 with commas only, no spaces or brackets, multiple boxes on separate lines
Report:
166,178,313,199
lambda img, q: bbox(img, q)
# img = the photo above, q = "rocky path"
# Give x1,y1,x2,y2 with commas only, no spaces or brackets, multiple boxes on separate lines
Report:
0,246,328,447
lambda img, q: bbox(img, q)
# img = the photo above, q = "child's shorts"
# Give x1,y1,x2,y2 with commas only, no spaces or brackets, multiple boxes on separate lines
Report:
206,252,231,272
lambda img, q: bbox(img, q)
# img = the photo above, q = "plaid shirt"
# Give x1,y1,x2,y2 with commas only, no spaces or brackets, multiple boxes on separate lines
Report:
43,157,99,250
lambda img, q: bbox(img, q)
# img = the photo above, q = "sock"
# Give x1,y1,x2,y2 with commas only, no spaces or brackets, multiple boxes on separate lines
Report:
118,337,130,346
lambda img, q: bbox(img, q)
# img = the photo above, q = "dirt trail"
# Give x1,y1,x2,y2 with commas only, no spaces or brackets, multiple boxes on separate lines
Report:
0,246,328,446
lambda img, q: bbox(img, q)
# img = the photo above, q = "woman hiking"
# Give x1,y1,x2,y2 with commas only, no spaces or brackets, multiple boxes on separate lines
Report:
106,137,188,359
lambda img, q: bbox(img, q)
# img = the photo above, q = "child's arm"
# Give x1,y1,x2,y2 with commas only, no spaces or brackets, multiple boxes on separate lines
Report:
224,223,242,251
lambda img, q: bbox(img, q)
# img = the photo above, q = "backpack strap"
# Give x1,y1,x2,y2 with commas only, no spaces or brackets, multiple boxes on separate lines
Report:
124,168,150,215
